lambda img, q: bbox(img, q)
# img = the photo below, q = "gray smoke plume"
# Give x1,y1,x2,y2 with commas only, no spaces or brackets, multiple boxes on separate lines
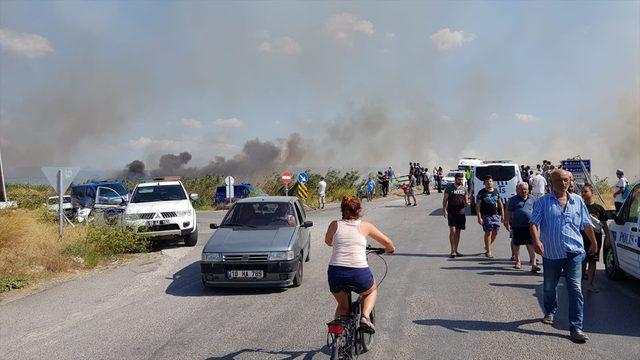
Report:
157,152,192,174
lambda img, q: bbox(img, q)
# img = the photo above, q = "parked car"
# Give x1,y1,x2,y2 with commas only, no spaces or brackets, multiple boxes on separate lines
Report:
201,196,312,288
46,195,74,217
214,183,256,204
123,180,199,246
441,170,466,190
70,181,131,210
605,181,640,281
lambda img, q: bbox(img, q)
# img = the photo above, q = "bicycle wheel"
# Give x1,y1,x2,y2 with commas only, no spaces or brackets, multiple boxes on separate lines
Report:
330,335,341,360
360,306,376,352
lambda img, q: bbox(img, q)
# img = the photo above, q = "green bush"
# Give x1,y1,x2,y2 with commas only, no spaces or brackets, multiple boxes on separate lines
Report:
0,277,27,293
64,225,149,267
6,184,54,210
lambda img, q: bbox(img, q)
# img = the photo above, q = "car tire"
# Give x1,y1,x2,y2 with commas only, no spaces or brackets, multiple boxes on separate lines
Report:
184,230,198,247
470,201,477,215
292,257,303,287
604,246,625,280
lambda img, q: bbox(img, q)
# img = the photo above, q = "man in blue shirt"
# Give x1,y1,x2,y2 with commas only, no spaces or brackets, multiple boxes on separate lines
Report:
530,170,598,342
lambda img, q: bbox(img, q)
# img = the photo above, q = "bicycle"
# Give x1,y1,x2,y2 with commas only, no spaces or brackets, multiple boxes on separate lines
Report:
326,245,390,360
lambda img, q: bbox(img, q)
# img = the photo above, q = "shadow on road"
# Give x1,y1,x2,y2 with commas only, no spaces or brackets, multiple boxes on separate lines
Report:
206,346,330,360
489,273,640,338
165,261,285,297
413,318,567,339
393,252,451,258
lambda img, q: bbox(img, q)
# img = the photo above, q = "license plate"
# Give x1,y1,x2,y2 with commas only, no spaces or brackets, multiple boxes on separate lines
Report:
227,270,264,280
146,220,169,226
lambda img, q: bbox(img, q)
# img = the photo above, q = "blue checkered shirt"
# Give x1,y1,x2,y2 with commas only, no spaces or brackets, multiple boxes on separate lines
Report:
530,192,593,260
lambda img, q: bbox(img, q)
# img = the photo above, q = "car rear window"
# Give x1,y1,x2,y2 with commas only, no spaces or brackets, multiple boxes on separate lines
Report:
221,202,296,227
131,185,187,203
475,166,517,182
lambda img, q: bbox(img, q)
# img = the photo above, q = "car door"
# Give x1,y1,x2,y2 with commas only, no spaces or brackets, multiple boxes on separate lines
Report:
610,184,640,278
294,201,309,256
93,186,125,225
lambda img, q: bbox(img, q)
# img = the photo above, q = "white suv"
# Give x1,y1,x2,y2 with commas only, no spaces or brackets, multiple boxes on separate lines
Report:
605,181,640,281
124,180,199,246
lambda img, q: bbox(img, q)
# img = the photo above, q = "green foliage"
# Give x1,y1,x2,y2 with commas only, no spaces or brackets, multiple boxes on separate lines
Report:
182,175,222,210
0,277,27,293
64,225,149,267
6,184,54,210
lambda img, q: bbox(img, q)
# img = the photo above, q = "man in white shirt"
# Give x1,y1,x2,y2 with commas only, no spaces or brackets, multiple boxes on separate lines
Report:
613,169,628,212
529,172,547,201
317,177,327,209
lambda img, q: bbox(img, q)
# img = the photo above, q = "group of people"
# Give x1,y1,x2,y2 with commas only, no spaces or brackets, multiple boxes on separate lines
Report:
441,164,630,342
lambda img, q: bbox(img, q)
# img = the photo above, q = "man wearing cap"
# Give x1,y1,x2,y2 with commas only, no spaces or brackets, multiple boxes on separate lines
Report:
614,169,628,212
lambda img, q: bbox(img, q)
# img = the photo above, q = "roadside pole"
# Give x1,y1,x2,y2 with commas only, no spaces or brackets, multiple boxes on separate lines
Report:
58,170,64,239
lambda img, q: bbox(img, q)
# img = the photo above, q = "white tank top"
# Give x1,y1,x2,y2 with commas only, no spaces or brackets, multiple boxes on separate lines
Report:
329,220,368,268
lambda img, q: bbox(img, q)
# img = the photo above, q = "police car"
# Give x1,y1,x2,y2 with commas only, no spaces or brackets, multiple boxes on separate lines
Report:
470,161,522,215
605,181,640,281
124,179,199,246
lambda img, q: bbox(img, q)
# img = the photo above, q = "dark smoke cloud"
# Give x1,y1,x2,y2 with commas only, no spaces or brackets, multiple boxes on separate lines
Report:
123,134,304,180
157,152,192,174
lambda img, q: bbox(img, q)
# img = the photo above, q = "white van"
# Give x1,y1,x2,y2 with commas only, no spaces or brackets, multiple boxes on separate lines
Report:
458,158,483,171
605,181,640,281
470,162,522,214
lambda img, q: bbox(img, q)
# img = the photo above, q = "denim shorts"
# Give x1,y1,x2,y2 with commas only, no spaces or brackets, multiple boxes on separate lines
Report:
482,215,501,232
328,266,374,294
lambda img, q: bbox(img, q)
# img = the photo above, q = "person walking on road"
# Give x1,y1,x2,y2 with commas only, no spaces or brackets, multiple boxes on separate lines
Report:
476,175,504,258
423,167,431,195
505,182,540,272
529,171,547,201
437,167,443,193
465,167,473,192
366,177,375,202
325,196,395,333
580,184,608,293
381,172,390,197
407,173,417,206
613,169,629,212
386,167,396,182
443,173,468,258
530,169,598,343
317,177,327,209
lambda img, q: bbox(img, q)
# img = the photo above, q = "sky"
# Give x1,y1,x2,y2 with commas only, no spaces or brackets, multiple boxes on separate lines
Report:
0,1,638,180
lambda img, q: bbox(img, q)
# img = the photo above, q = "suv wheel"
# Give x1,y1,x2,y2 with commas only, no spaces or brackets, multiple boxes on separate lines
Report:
604,246,625,280
184,230,198,247
292,257,303,287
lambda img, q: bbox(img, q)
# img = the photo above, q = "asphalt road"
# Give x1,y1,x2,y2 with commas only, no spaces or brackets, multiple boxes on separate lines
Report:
1,193,639,360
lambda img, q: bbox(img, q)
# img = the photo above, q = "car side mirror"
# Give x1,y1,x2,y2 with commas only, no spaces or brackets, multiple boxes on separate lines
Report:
209,223,219,229
190,193,199,201
302,220,313,228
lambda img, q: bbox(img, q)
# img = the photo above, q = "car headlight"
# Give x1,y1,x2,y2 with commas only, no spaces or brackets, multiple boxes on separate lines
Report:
268,251,295,261
124,213,139,221
177,209,193,217
202,252,222,262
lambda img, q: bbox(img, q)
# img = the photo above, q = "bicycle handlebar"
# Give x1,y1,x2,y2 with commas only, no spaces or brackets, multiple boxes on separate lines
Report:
366,245,391,254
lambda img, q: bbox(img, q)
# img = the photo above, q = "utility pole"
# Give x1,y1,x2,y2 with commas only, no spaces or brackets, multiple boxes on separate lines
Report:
0,147,7,202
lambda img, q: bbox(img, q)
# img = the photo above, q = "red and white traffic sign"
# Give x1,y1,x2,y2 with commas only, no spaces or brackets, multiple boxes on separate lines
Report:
281,171,292,185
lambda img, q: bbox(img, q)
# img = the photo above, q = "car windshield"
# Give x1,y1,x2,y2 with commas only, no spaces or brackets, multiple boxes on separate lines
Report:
446,172,459,178
130,185,187,203
475,166,517,182
221,202,297,227
104,183,130,196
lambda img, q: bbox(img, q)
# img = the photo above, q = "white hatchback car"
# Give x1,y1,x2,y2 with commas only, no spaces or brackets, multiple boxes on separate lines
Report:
124,180,199,246
605,181,640,281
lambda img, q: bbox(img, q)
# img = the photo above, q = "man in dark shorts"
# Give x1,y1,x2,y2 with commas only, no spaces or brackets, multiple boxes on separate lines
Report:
443,173,468,258
476,175,503,258
505,182,540,272
580,184,608,293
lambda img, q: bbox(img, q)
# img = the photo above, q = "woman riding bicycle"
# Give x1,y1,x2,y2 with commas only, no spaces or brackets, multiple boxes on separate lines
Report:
325,196,395,334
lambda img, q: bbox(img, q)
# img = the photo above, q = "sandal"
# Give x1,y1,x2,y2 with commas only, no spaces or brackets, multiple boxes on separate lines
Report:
514,263,522,269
